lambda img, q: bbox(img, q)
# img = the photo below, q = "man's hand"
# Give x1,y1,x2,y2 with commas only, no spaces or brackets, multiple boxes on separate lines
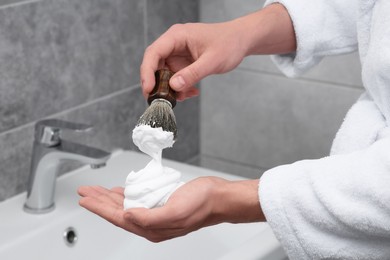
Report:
140,21,246,101
140,4,296,101
78,177,265,242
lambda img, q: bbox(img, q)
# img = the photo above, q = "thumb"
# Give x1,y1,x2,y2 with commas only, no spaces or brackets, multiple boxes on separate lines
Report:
124,208,149,226
170,53,216,91
125,206,176,229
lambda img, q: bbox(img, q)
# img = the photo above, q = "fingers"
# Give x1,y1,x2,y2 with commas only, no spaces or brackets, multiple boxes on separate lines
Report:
78,186,156,239
111,186,125,194
140,24,208,100
140,29,178,98
176,87,200,101
169,52,216,92
79,197,126,228
78,186,186,242
78,186,123,218
78,185,124,197
78,186,124,210
77,183,209,243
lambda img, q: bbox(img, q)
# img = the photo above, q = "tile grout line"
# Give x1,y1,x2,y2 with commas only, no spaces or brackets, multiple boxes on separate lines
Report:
0,85,140,138
0,0,41,9
200,153,269,172
51,84,141,117
143,0,148,47
236,66,364,91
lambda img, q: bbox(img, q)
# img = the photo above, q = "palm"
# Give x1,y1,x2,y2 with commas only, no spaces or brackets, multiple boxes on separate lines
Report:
78,178,217,242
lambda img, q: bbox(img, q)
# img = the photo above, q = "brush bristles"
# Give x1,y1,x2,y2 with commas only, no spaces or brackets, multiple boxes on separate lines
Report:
137,99,178,139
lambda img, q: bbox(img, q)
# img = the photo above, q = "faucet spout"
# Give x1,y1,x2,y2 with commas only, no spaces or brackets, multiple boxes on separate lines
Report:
24,119,111,214
54,140,110,165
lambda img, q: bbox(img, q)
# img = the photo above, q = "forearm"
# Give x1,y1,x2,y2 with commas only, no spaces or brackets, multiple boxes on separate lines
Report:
211,178,266,224
231,3,296,56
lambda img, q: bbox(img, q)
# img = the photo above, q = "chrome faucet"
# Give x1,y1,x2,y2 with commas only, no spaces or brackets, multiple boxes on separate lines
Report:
24,119,111,214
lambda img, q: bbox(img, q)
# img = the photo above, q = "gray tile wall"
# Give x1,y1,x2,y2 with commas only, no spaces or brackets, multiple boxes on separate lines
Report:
0,0,199,201
200,0,363,178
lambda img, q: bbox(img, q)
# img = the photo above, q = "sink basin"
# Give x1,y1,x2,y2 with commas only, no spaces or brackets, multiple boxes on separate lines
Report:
0,150,287,260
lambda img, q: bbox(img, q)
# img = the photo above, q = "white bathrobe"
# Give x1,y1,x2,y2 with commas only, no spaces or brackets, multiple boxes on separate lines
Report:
259,0,390,259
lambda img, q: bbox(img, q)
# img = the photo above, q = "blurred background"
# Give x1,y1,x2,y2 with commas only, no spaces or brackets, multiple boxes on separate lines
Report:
0,0,363,202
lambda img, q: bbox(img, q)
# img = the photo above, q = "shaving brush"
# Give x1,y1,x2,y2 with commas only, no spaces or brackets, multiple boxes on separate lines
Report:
136,69,178,140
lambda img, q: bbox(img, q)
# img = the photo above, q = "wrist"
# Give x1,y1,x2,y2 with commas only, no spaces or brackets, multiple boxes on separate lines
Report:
233,3,296,56
211,178,265,224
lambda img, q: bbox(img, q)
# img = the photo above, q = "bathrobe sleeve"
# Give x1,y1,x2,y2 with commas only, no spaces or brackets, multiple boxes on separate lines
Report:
259,1,390,258
360,0,390,126
259,131,390,259
259,83,390,257
263,0,359,77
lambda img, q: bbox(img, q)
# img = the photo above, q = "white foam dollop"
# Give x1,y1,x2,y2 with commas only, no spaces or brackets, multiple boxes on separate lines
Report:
124,125,184,209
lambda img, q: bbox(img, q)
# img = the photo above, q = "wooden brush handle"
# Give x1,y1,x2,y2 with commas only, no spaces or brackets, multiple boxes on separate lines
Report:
147,69,177,108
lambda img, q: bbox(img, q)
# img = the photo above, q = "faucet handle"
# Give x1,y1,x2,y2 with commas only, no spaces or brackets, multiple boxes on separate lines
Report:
35,119,93,147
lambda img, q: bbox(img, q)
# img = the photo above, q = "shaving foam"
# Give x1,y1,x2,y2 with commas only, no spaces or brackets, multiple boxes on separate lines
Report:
124,125,184,209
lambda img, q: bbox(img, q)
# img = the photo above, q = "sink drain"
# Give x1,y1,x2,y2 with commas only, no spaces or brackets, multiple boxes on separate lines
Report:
63,227,78,247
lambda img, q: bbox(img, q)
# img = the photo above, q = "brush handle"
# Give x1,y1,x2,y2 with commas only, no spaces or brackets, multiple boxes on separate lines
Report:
147,69,177,108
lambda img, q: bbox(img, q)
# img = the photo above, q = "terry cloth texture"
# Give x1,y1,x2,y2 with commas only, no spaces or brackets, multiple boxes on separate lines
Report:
259,0,390,259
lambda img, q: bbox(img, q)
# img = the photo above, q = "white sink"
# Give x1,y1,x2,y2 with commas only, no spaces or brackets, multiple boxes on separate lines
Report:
0,150,286,260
